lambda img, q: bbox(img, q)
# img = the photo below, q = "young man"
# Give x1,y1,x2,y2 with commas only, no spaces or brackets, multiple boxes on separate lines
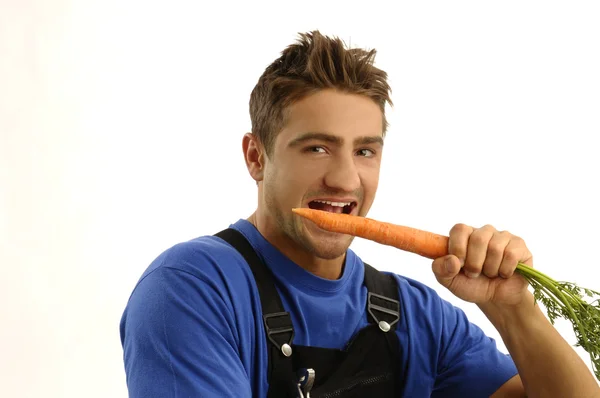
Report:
119,31,600,397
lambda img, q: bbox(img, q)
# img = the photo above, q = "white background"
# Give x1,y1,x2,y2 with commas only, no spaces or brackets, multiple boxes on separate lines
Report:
1,0,599,396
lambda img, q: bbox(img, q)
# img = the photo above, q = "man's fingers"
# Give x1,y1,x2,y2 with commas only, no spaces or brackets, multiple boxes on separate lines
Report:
447,223,533,284
498,236,531,278
448,223,473,267
482,231,511,278
464,224,496,278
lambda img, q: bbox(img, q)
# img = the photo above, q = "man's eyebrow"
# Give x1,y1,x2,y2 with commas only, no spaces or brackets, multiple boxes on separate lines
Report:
355,135,384,147
287,132,342,147
287,132,384,147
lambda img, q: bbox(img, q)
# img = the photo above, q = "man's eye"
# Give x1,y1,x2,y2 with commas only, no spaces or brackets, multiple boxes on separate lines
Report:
357,148,375,157
306,146,326,153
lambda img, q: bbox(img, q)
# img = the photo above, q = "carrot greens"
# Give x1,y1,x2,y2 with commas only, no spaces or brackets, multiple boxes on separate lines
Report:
517,263,600,380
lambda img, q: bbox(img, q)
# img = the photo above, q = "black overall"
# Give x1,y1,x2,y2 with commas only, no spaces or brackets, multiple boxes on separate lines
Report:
216,228,406,397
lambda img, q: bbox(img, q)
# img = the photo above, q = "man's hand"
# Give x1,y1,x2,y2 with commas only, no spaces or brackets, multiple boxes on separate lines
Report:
431,223,533,306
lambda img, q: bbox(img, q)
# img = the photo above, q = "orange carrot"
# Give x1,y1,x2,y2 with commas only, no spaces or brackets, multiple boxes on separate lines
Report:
293,209,600,382
292,208,449,259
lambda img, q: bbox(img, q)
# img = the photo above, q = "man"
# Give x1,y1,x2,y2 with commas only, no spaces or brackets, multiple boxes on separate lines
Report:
119,31,600,397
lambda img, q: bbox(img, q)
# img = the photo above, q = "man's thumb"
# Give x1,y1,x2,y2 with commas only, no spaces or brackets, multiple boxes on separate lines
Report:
432,255,461,287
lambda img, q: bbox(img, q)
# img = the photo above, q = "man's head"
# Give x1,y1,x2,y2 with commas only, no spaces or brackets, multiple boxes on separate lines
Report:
249,30,393,158
243,30,393,269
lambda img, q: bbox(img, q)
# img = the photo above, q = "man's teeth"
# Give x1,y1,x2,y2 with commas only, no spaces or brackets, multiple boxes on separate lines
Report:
313,200,351,207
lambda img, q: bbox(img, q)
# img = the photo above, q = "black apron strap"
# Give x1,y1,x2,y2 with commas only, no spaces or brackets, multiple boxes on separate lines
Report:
214,228,297,397
363,262,403,394
216,228,403,397
363,262,401,331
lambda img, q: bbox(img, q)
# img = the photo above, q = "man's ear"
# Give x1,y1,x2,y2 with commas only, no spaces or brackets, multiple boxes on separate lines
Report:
242,133,266,183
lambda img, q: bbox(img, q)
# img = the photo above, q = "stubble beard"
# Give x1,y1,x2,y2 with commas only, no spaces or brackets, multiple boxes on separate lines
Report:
264,188,351,261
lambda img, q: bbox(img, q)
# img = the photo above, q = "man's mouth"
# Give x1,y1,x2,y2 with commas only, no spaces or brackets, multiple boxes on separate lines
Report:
307,199,357,215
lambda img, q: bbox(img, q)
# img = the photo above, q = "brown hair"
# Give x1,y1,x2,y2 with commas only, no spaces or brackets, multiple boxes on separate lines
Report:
249,30,393,158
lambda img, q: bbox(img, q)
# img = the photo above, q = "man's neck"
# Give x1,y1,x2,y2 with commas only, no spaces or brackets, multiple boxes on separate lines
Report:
246,211,345,280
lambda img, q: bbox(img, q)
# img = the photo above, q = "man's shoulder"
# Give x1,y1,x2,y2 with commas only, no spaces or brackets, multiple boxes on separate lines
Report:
375,269,455,319
134,226,252,288
380,270,442,299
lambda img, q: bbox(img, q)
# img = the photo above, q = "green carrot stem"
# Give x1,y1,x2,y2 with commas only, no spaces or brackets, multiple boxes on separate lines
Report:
516,262,559,285
515,262,594,360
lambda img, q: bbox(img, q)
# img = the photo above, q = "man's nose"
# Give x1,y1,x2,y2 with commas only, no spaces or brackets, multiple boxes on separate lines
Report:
323,155,361,193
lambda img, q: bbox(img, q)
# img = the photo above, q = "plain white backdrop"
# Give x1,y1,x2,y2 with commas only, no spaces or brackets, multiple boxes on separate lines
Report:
1,0,599,396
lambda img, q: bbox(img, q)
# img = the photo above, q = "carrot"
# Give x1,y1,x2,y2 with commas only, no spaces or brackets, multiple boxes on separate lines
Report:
291,208,449,259
291,207,600,382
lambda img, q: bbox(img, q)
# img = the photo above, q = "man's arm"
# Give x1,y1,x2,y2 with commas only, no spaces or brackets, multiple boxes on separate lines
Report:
481,293,600,398
491,375,524,398
430,222,599,397
120,266,253,397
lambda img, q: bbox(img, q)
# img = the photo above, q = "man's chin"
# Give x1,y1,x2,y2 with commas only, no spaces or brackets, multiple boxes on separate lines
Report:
295,218,353,254
307,248,345,260
309,236,353,258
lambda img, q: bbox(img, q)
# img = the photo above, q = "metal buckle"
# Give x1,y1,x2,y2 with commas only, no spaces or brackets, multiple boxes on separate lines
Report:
263,311,294,355
367,292,400,332
296,368,315,398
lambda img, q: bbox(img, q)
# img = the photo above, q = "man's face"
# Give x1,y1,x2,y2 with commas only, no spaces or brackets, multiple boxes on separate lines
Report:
259,89,384,260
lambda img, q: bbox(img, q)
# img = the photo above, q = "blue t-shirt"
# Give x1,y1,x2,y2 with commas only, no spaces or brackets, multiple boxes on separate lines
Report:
119,219,518,397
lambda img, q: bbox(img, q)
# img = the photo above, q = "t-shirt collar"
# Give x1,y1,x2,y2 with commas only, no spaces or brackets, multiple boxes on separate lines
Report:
230,219,358,294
